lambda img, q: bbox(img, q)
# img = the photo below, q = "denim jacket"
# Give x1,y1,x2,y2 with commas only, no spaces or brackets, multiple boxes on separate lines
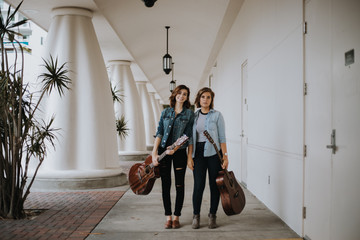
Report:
155,107,194,149
189,109,226,157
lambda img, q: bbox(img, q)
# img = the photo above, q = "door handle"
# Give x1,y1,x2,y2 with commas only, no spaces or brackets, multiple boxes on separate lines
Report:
326,129,337,154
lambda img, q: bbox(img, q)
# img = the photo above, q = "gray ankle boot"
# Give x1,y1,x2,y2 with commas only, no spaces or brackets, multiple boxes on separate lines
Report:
208,213,218,229
192,214,200,229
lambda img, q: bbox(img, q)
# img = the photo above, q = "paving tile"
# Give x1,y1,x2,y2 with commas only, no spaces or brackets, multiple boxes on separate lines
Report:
0,191,125,240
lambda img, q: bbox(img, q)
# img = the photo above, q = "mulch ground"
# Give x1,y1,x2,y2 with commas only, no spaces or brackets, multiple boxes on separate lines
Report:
0,191,125,240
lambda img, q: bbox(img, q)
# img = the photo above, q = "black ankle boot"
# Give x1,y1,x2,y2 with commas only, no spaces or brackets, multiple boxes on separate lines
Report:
208,213,218,229
192,214,200,229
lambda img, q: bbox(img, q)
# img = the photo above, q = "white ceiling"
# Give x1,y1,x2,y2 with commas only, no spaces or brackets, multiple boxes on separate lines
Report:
5,0,243,102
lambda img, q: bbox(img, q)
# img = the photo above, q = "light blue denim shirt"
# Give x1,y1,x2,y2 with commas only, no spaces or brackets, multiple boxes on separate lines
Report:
189,109,226,157
155,107,194,149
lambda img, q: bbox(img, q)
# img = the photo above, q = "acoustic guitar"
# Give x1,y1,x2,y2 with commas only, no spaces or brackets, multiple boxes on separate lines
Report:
128,135,189,195
203,130,246,215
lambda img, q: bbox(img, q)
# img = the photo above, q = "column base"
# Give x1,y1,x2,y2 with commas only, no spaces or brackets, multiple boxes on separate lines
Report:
118,151,150,161
28,168,127,191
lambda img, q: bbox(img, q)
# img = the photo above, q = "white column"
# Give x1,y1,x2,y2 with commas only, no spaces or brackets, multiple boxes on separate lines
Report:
136,81,156,150
157,98,164,112
31,7,125,190
149,92,161,127
108,60,148,159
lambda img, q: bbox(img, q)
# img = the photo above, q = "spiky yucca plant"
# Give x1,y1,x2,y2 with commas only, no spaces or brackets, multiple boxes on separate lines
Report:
110,82,124,104
110,83,129,139
0,1,71,219
116,115,129,140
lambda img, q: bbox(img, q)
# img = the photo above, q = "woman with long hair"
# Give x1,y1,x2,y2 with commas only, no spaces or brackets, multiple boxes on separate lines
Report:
152,85,194,229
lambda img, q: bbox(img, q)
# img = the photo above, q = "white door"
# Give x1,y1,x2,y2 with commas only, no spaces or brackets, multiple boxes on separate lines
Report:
240,60,248,186
330,0,360,239
304,0,332,238
304,0,360,239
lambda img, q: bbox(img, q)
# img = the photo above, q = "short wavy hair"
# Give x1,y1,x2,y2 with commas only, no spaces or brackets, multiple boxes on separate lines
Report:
194,87,215,109
169,85,191,108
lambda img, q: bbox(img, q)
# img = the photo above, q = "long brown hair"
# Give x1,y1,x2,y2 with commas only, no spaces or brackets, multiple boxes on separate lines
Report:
194,87,215,109
169,85,191,108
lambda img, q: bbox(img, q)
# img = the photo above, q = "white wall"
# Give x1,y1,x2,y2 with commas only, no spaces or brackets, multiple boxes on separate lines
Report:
212,0,304,235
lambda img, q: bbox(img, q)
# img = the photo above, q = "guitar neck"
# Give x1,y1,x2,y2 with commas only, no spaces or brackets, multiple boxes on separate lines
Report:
149,143,177,168
158,144,176,163
148,135,188,168
203,131,231,178
204,131,222,163
213,143,222,160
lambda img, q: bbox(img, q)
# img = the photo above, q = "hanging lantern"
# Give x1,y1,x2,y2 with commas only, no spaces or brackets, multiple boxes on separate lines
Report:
163,26,172,75
169,62,176,92
169,79,176,92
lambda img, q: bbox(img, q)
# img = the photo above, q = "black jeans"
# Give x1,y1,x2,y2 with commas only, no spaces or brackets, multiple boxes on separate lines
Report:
158,147,187,216
192,142,222,215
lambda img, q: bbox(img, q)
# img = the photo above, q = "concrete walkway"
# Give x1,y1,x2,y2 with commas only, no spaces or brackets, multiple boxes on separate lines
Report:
86,162,301,240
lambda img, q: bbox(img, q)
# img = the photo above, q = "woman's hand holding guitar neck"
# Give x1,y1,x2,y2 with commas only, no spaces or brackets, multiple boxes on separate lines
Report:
152,153,159,166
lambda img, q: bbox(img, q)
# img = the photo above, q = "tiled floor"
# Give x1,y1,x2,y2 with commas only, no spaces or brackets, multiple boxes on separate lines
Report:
0,191,125,240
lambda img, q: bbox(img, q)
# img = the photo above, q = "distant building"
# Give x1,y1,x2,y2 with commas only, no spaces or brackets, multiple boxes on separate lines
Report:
1,1,47,84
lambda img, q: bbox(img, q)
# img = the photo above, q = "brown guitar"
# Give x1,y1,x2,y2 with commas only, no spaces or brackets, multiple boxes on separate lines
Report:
128,135,189,195
203,130,246,215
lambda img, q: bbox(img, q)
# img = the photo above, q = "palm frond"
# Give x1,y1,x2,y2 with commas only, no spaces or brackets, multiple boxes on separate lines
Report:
1,1,25,40
39,55,71,97
116,115,129,140
27,117,58,157
110,82,124,103
6,1,23,27
9,19,28,30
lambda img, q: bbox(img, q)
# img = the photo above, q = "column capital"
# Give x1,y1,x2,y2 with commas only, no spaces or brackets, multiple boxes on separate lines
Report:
136,80,148,85
51,7,93,18
108,60,132,66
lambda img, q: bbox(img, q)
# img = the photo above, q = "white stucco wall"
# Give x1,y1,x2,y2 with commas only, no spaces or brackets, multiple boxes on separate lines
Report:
212,0,304,235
